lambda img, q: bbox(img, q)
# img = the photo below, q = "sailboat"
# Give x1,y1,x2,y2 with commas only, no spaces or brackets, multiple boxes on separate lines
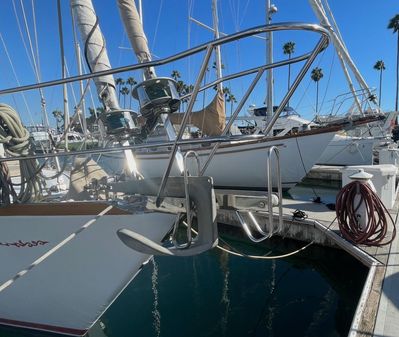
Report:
105,0,381,191
229,0,395,168
244,104,395,166
306,0,397,166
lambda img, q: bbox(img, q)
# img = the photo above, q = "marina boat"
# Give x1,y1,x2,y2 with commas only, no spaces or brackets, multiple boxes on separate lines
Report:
27,126,98,152
26,125,54,152
53,130,99,151
104,0,383,190
241,105,393,166
0,3,237,335
230,0,398,168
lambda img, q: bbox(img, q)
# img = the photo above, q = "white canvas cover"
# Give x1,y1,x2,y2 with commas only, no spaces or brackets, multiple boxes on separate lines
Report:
71,0,120,109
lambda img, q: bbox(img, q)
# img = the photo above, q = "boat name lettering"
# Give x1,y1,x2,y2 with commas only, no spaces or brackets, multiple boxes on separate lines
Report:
0,240,49,248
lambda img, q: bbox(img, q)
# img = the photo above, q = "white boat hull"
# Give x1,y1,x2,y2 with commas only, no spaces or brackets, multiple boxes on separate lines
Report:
102,130,337,190
0,204,174,335
317,134,375,166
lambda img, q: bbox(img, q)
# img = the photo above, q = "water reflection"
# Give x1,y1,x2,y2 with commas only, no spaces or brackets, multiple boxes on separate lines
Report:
0,229,367,337
151,258,161,337
219,251,230,336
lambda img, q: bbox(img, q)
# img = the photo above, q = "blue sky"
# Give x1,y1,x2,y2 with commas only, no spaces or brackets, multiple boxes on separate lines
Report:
0,0,398,126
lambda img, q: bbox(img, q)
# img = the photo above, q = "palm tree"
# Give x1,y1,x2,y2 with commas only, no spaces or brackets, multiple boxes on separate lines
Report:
388,14,399,111
373,60,386,107
226,92,237,115
171,70,181,81
176,80,186,96
222,87,231,99
221,87,236,115
120,86,130,108
283,42,295,93
115,78,125,101
311,67,324,115
88,107,96,119
126,77,137,109
212,61,225,71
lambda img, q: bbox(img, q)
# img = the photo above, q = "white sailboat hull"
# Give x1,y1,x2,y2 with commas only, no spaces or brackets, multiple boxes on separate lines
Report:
102,130,337,190
0,205,174,335
317,134,375,166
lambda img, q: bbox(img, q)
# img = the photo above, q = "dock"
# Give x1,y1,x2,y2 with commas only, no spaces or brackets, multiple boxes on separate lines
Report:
216,190,399,337
307,164,343,181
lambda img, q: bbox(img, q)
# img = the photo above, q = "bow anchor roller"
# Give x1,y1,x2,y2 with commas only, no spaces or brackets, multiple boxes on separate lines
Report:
110,175,218,256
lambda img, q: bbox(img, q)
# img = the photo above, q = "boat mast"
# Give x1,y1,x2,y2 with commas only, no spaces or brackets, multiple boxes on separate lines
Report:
76,43,88,135
266,1,277,130
138,0,143,25
212,0,223,92
308,0,376,113
57,0,70,135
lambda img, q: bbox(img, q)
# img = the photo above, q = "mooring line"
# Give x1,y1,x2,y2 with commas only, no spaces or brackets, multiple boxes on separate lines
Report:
0,205,113,293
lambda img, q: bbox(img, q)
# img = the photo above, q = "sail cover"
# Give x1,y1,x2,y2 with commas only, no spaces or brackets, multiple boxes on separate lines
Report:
117,0,154,79
71,0,120,109
169,91,226,136
117,0,151,63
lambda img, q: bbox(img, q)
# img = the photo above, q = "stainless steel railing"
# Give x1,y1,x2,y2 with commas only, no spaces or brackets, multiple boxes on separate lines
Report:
235,146,283,242
0,22,330,208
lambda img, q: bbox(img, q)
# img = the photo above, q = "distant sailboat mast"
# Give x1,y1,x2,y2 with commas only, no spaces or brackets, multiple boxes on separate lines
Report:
212,0,223,92
266,0,277,131
308,0,377,113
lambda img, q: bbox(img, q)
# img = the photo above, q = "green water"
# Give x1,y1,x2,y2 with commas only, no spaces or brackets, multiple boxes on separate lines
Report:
0,182,369,337
97,234,367,337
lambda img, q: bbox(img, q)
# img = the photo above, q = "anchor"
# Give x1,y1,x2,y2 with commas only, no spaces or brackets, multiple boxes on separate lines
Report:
109,175,218,256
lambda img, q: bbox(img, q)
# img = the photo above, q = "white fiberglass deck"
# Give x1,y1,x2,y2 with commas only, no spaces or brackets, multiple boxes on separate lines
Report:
0,208,174,336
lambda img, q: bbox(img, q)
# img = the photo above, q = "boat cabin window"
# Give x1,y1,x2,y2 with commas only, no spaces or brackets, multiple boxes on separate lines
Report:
253,106,298,117
27,125,48,133
273,129,284,136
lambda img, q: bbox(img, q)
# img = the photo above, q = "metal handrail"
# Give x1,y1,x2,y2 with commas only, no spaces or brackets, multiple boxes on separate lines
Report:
171,151,201,249
154,23,330,205
0,133,285,163
0,22,330,210
236,146,283,242
266,146,283,234
324,87,377,117
0,22,328,96
200,69,265,175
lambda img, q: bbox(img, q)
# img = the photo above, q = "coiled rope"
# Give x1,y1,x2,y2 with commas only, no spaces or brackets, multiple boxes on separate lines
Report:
0,103,43,202
336,180,396,246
